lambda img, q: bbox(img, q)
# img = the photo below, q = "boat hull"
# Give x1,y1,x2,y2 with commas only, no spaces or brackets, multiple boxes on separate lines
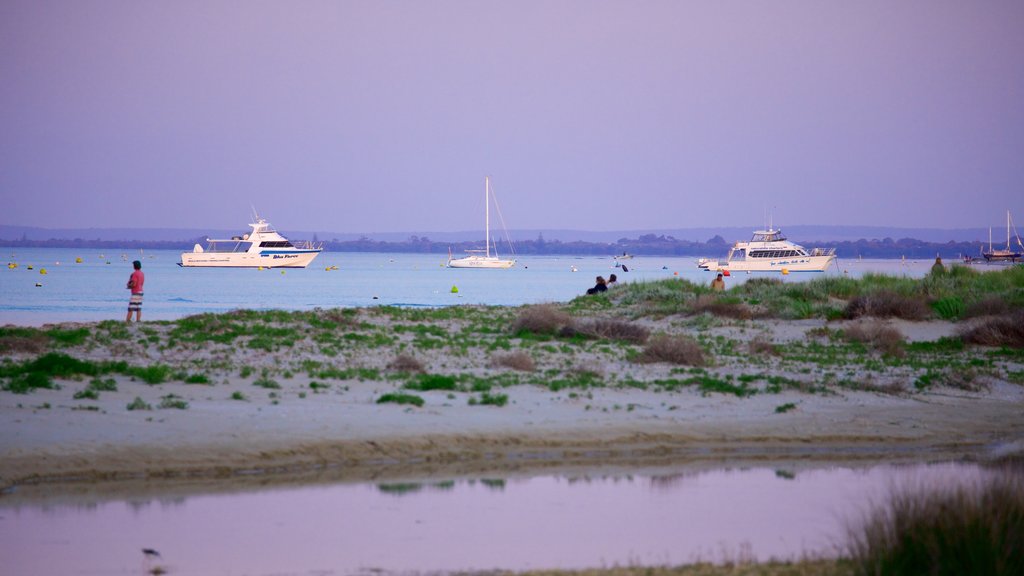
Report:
447,256,515,269
180,250,321,268
698,254,835,272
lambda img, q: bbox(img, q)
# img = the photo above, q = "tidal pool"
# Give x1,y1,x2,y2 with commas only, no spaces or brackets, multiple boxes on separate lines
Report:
0,462,993,575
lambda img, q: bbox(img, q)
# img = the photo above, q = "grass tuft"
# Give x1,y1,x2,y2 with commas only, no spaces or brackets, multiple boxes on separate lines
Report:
636,334,706,366
388,353,426,373
959,311,1024,349
489,351,536,372
512,304,573,335
376,392,424,407
847,471,1024,576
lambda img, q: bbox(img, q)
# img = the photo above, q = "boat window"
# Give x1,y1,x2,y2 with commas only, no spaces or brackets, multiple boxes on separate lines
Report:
259,241,294,248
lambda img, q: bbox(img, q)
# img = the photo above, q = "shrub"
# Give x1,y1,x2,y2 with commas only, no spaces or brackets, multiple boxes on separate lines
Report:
183,373,211,384
159,394,189,409
963,296,1011,319
405,374,457,391
470,392,509,407
690,295,754,320
230,391,247,401
376,392,424,407
127,396,152,411
574,319,650,343
636,334,706,366
843,320,906,357
0,333,49,354
843,290,933,320
847,471,1024,576
931,296,965,320
388,353,425,374
88,377,117,392
253,377,281,389
73,388,99,400
959,311,1024,349
512,304,573,335
4,372,54,394
748,336,781,356
489,351,536,372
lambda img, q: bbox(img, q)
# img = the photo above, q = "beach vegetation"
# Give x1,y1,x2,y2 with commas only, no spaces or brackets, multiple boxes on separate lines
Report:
239,365,254,378
469,391,509,406
489,351,536,372
253,376,280,389
88,377,117,391
309,381,330,391
404,374,458,392
388,353,426,373
45,327,91,347
376,392,425,407
125,364,172,385
775,402,797,413
127,396,152,411
846,471,1024,576
230,391,247,401
73,388,99,400
512,304,574,336
841,320,906,357
574,318,650,343
959,311,1024,349
183,373,211,385
637,334,706,366
159,394,189,409
4,371,55,393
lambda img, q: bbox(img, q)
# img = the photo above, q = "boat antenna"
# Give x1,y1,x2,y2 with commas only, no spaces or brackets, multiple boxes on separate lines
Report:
250,205,260,223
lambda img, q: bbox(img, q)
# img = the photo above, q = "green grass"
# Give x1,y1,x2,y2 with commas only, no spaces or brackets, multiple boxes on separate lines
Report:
470,391,509,407
847,471,1024,576
126,396,152,411
376,392,425,407
775,402,797,414
253,377,281,389
230,391,247,401
183,373,211,384
404,374,458,391
159,394,189,409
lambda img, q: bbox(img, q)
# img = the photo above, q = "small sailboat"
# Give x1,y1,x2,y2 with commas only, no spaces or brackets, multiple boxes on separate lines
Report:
981,210,1023,263
447,176,516,269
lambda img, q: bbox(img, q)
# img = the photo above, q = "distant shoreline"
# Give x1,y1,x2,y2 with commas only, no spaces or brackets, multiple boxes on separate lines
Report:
0,235,995,259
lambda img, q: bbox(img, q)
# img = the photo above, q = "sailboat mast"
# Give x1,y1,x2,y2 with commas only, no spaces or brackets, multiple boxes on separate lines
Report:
485,176,491,258
1007,210,1012,249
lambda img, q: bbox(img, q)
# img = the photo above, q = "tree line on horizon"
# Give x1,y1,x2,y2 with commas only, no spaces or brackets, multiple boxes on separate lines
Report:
0,233,995,260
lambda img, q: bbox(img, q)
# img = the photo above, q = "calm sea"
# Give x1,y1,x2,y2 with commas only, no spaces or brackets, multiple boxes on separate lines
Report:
1,247,945,326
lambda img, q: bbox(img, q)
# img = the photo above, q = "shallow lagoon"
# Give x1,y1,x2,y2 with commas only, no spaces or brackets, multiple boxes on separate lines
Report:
1,462,996,575
1,248,948,326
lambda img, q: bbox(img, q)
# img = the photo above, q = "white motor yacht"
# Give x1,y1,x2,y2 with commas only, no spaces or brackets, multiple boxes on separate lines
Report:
697,228,835,273
179,217,322,268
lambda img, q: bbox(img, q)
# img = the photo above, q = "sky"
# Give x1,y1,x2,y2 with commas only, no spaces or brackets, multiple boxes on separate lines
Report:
1,0,1022,235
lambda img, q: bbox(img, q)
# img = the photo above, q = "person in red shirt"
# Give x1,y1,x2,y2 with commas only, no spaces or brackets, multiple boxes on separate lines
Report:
125,260,145,322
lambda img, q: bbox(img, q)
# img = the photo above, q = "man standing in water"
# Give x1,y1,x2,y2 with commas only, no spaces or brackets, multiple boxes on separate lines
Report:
126,260,144,322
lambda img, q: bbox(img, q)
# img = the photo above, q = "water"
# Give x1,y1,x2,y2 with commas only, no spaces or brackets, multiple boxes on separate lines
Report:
0,463,993,575
1,248,942,326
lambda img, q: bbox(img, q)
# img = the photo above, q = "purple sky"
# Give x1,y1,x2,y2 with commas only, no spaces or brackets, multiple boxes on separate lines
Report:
1,1,1022,234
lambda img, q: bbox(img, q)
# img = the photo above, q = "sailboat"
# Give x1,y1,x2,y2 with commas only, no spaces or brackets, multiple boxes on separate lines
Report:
447,176,516,269
982,210,1023,263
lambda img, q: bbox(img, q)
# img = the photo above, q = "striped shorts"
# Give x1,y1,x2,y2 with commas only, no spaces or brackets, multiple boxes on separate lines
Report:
128,292,144,311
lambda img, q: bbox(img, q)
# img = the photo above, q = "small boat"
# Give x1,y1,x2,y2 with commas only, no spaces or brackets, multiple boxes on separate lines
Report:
614,252,634,260
697,228,835,273
447,177,516,269
981,210,1023,263
179,215,322,268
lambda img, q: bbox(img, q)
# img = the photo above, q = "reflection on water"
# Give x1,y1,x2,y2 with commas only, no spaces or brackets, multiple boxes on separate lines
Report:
0,462,996,575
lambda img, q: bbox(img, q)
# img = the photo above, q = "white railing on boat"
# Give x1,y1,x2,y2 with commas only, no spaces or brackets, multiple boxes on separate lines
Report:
810,247,835,257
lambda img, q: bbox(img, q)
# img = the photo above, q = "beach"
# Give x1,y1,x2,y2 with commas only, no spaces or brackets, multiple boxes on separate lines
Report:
3,304,1022,491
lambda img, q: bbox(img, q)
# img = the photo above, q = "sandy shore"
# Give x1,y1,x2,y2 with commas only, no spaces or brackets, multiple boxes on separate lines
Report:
2,308,1023,493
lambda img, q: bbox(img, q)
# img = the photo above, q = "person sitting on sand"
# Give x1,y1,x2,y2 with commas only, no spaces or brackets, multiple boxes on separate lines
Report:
931,255,945,275
710,273,725,292
607,274,618,286
586,276,608,295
